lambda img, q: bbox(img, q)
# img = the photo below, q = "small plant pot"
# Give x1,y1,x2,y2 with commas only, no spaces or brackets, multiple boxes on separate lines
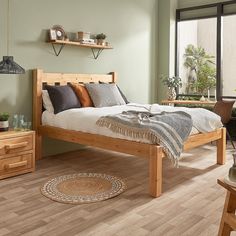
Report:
0,120,9,132
97,39,105,46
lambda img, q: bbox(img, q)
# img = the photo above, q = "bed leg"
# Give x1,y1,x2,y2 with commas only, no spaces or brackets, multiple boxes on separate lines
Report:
35,133,42,160
217,128,226,165
149,146,163,198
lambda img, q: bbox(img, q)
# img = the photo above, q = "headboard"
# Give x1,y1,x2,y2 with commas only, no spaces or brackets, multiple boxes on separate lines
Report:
32,69,117,131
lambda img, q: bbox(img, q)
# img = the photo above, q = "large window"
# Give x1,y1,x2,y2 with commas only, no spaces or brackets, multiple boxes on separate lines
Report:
176,1,236,100
222,15,236,97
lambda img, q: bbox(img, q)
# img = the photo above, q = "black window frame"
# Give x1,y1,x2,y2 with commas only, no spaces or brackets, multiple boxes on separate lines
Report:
176,0,236,100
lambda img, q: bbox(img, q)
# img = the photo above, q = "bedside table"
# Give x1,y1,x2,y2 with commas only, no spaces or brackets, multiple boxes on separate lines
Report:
0,130,35,180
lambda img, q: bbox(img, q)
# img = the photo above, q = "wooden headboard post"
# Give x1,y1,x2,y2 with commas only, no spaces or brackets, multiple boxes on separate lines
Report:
109,72,117,83
33,69,43,160
32,69,117,160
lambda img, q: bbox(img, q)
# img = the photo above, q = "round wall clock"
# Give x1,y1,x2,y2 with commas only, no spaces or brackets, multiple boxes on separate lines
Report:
52,25,66,40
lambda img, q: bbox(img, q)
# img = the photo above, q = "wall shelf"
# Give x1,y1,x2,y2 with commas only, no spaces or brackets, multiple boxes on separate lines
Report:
47,40,113,59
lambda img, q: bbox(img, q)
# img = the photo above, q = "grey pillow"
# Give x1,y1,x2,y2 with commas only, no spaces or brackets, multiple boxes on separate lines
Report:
99,81,129,104
85,84,126,107
45,85,81,114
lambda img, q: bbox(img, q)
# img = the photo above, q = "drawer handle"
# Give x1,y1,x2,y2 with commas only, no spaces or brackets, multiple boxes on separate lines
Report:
5,142,28,152
5,160,28,169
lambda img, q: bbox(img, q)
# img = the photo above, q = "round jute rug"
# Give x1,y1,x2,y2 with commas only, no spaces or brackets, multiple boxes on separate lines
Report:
41,173,126,204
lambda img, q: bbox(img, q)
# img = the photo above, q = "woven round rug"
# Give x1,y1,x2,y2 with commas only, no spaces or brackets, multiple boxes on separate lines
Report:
41,173,126,204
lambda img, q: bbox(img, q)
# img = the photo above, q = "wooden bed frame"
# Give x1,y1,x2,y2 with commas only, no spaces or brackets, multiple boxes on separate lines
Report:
33,69,226,198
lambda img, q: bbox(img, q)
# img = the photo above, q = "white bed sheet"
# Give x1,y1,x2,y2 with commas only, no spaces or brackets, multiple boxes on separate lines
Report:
42,103,222,144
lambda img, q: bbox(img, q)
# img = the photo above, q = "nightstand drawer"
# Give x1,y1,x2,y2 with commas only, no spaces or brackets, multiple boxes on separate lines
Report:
0,134,33,156
0,153,33,175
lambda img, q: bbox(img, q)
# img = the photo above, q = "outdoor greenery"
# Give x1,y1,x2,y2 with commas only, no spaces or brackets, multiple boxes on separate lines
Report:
184,44,216,94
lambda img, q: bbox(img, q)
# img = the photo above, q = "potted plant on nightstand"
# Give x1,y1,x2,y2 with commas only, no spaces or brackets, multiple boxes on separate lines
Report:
0,112,10,132
161,75,182,101
96,33,106,46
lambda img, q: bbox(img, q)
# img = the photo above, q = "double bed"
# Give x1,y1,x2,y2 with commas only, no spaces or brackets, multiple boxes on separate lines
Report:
33,69,226,198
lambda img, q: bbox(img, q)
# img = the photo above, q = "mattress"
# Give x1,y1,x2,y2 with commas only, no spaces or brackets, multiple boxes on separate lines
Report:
42,103,223,144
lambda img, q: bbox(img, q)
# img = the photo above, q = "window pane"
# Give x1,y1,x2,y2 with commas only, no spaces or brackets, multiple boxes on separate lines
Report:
222,15,236,97
178,18,217,98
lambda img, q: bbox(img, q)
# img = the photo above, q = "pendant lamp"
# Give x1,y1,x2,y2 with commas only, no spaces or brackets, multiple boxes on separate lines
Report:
0,0,25,74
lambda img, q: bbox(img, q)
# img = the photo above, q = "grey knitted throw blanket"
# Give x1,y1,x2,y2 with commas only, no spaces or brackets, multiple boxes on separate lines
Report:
96,111,193,166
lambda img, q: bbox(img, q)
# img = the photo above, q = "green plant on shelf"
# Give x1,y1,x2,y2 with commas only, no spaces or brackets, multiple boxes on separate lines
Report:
96,33,106,40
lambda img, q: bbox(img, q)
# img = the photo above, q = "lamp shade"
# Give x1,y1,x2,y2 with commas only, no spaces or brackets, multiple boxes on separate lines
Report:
0,56,25,74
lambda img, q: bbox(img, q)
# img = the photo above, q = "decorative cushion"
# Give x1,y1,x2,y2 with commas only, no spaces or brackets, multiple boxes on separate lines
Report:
99,81,129,104
42,90,54,113
70,83,93,107
45,85,81,114
85,83,126,107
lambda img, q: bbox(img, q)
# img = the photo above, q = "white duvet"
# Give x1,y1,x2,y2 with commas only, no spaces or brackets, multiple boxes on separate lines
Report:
42,103,223,144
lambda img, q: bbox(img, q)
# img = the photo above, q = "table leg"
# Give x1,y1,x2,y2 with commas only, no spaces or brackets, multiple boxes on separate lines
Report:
218,191,236,236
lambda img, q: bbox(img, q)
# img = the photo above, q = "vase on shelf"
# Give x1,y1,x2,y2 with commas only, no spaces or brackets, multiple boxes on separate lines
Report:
200,95,206,102
167,87,176,101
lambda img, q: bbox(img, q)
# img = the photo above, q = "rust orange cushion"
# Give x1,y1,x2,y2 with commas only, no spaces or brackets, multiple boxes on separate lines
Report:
70,83,94,107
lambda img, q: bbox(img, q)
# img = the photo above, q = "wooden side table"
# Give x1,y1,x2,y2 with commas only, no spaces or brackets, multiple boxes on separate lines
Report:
0,130,35,179
217,179,236,236
161,100,216,106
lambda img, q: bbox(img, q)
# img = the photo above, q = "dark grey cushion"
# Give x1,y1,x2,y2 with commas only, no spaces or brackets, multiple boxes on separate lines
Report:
99,81,129,104
85,83,126,107
45,85,81,114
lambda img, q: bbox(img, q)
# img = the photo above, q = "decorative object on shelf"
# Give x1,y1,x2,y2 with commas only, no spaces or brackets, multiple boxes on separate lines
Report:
77,32,95,45
96,33,107,46
0,113,10,132
77,31,91,41
0,0,25,74
51,25,67,40
200,95,206,102
161,75,182,101
49,29,57,40
228,154,236,182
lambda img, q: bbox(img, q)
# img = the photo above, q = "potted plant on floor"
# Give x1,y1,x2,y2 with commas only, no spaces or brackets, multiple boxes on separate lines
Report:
0,112,10,132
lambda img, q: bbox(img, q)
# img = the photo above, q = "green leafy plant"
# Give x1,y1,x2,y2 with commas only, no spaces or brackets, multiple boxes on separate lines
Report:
96,33,106,40
184,44,216,94
0,112,10,121
161,75,182,88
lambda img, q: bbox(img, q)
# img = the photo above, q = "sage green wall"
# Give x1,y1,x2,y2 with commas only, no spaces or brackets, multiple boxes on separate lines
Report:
0,0,157,156
157,0,177,102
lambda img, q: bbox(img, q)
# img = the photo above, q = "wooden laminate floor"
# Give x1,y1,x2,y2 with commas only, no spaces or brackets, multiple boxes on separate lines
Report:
0,144,236,236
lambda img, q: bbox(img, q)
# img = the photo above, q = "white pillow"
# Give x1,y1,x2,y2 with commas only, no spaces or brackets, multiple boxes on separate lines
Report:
42,90,54,113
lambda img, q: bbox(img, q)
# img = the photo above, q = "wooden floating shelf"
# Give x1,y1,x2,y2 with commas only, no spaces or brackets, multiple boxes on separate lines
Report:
47,40,113,59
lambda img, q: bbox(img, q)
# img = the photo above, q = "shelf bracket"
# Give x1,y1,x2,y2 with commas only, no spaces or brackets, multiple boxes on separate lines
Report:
91,48,104,59
51,43,65,56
